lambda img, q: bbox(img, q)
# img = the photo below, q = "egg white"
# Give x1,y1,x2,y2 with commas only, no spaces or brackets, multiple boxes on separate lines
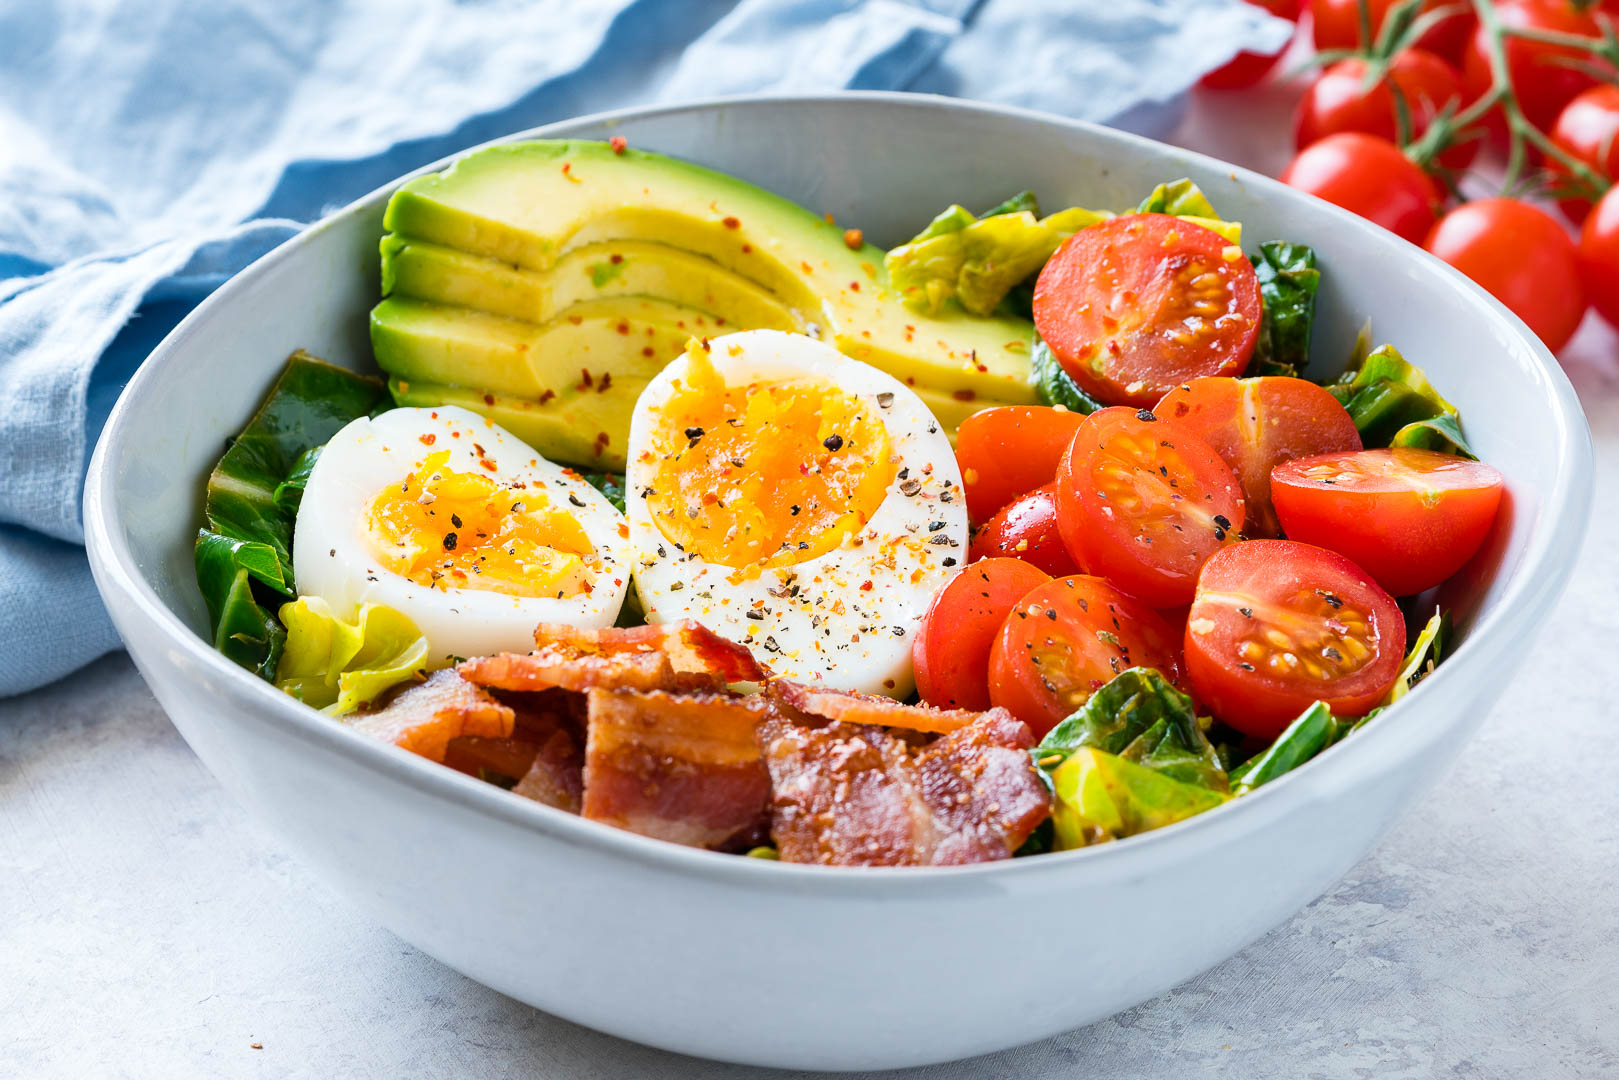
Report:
293,405,633,661
624,329,968,698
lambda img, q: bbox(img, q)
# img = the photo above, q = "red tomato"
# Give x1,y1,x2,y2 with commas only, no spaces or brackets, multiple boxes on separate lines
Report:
989,575,1186,737
1156,376,1363,538
1272,448,1505,596
1053,407,1245,608
1295,51,1475,170
1424,198,1588,353
1280,133,1440,244
1201,0,1300,90
969,484,1080,577
1549,85,1619,221
913,558,1051,711
1033,215,1262,408
1185,540,1406,736
1580,186,1619,328
956,406,1087,525
1312,0,1476,64
1461,0,1611,132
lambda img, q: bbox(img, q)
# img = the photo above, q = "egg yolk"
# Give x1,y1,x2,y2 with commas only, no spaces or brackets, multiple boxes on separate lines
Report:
366,451,597,597
645,348,895,568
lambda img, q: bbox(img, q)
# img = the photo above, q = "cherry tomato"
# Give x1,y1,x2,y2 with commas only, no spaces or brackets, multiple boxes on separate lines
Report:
1201,0,1300,90
1053,407,1245,608
1549,85,1619,221
914,558,1051,711
1034,215,1262,408
956,406,1087,524
1424,198,1588,353
1580,186,1619,328
1281,133,1440,245
1272,448,1505,596
1156,376,1363,538
1461,0,1611,132
1295,51,1475,170
989,575,1186,737
969,484,1080,577
1312,0,1476,64
1185,540,1406,737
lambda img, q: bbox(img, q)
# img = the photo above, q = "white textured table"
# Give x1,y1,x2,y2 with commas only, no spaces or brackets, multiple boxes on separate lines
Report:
5,89,1618,1078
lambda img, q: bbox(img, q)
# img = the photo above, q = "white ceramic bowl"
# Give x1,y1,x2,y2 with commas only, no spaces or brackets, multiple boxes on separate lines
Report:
84,94,1592,1072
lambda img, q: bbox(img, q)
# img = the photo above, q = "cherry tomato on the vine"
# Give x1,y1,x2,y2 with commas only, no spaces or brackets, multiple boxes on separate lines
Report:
1312,0,1476,65
1271,447,1505,596
1184,540,1406,737
913,558,1051,711
1280,133,1440,244
1549,85,1619,221
1580,186,1619,329
1033,214,1262,408
1201,0,1300,90
969,483,1080,577
1295,51,1475,170
1424,197,1588,353
956,406,1087,525
1461,0,1612,133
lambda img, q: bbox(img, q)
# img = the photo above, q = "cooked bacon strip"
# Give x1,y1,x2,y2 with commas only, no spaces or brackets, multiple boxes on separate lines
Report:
768,678,982,734
442,688,587,812
512,727,586,813
762,710,1049,866
350,670,514,763
459,620,767,696
582,688,772,849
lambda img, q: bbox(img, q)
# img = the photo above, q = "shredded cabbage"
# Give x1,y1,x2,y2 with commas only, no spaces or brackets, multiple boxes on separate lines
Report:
275,597,433,715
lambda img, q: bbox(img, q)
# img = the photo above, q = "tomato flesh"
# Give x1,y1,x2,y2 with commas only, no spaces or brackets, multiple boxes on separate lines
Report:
1295,52,1474,171
1313,0,1475,63
1280,133,1440,245
1271,447,1505,596
1549,85,1619,221
989,575,1186,737
1185,540,1406,737
1462,0,1610,132
913,558,1051,711
1201,0,1299,89
956,406,1087,524
1054,407,1245,607
1156,376,1363,537
1033,214,1262,408
1582,187,1619,328
969,483,1080,577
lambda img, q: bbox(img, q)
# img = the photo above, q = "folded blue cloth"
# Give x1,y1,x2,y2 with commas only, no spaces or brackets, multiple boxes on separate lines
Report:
0,0,1290,696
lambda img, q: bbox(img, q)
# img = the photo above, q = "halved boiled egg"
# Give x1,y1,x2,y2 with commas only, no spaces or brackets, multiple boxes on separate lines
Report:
624,330,968,697
294,406,632,660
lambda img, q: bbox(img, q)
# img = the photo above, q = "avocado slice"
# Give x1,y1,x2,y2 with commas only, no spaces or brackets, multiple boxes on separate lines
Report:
389,375,643,470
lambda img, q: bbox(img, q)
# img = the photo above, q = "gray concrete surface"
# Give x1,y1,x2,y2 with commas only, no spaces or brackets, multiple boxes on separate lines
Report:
5,88,1619,1078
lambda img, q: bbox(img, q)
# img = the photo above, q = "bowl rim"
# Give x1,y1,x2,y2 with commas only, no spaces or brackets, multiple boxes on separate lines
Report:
83,90,1594,893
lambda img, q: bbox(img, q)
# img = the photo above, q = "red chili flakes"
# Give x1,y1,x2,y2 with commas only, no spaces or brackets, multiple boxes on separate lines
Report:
849,281,860,292
598,372,613,393
859,580,874,592
483,393,495,406
801,261,814,274
716,317,726,326
617,522,630,539
418,433,436,446
538,389,556,405
561,162,580,183
579,368,594,389
609,135,627,154
953,389,976,402
609,253,623,264
642,346,655,357
568,314,584,326
722,216,741,229
741,243,752,254
615,321,630,335
479,459,497,472
824,211,836,225
843,228,864,250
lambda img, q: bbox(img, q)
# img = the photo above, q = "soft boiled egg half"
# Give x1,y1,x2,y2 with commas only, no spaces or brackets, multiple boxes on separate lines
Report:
624,329,968,697
294,406,633,660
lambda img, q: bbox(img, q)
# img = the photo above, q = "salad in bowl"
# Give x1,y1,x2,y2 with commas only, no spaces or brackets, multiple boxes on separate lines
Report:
193,136,1504,867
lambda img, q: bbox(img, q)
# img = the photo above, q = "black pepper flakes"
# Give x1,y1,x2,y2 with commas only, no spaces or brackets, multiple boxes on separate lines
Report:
450,513,463,529
1213,514,1232,530
443,533,458,551
823,434,844,452
927,520,946,532
943,557,957,567
568,493,586,507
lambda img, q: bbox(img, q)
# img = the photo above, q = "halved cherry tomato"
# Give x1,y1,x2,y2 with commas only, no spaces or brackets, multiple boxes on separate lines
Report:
1033,214,1262,408
1581,186,1619,328
1272,448,1505,596
956,406,1087,524
969,483,1080,577
1550,85,1619,221
1155,376,1363,537
1461,0,1611,132
1295,51,1475,171
1312,0,1476,64
1201,0,1299,90
989,575,1186,737
1424,198,1588,353
914,558,1051,711
1053,407,1245,607
1280,133,1440,245
1185,540,1406,737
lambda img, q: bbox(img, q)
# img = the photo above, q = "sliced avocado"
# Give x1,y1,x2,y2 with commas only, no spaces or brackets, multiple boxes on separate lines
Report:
372,295,703,400
382,235,803,331
389,376,642,470
379,140,1036,405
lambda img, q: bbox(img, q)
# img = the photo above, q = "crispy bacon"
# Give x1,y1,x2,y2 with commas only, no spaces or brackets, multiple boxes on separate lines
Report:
762,710,1050,866
443,689,587,812
459,620,767,696
350,670,514,763
768,678,982,734
582,688,772,849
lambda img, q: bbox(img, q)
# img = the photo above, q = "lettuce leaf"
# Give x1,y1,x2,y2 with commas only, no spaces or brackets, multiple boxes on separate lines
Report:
1049,747,1228,849
1228,702,1349,793
1248,242,1320,378
275,596,434,715
1037,667,1226,791
1030,331,1104,414
1330,344,1475,458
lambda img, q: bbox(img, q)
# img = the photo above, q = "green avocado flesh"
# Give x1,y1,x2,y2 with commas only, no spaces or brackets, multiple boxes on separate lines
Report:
372,139,1035,467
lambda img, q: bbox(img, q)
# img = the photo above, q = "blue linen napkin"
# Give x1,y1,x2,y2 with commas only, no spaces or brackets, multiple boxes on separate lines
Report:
0,0,1291,696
